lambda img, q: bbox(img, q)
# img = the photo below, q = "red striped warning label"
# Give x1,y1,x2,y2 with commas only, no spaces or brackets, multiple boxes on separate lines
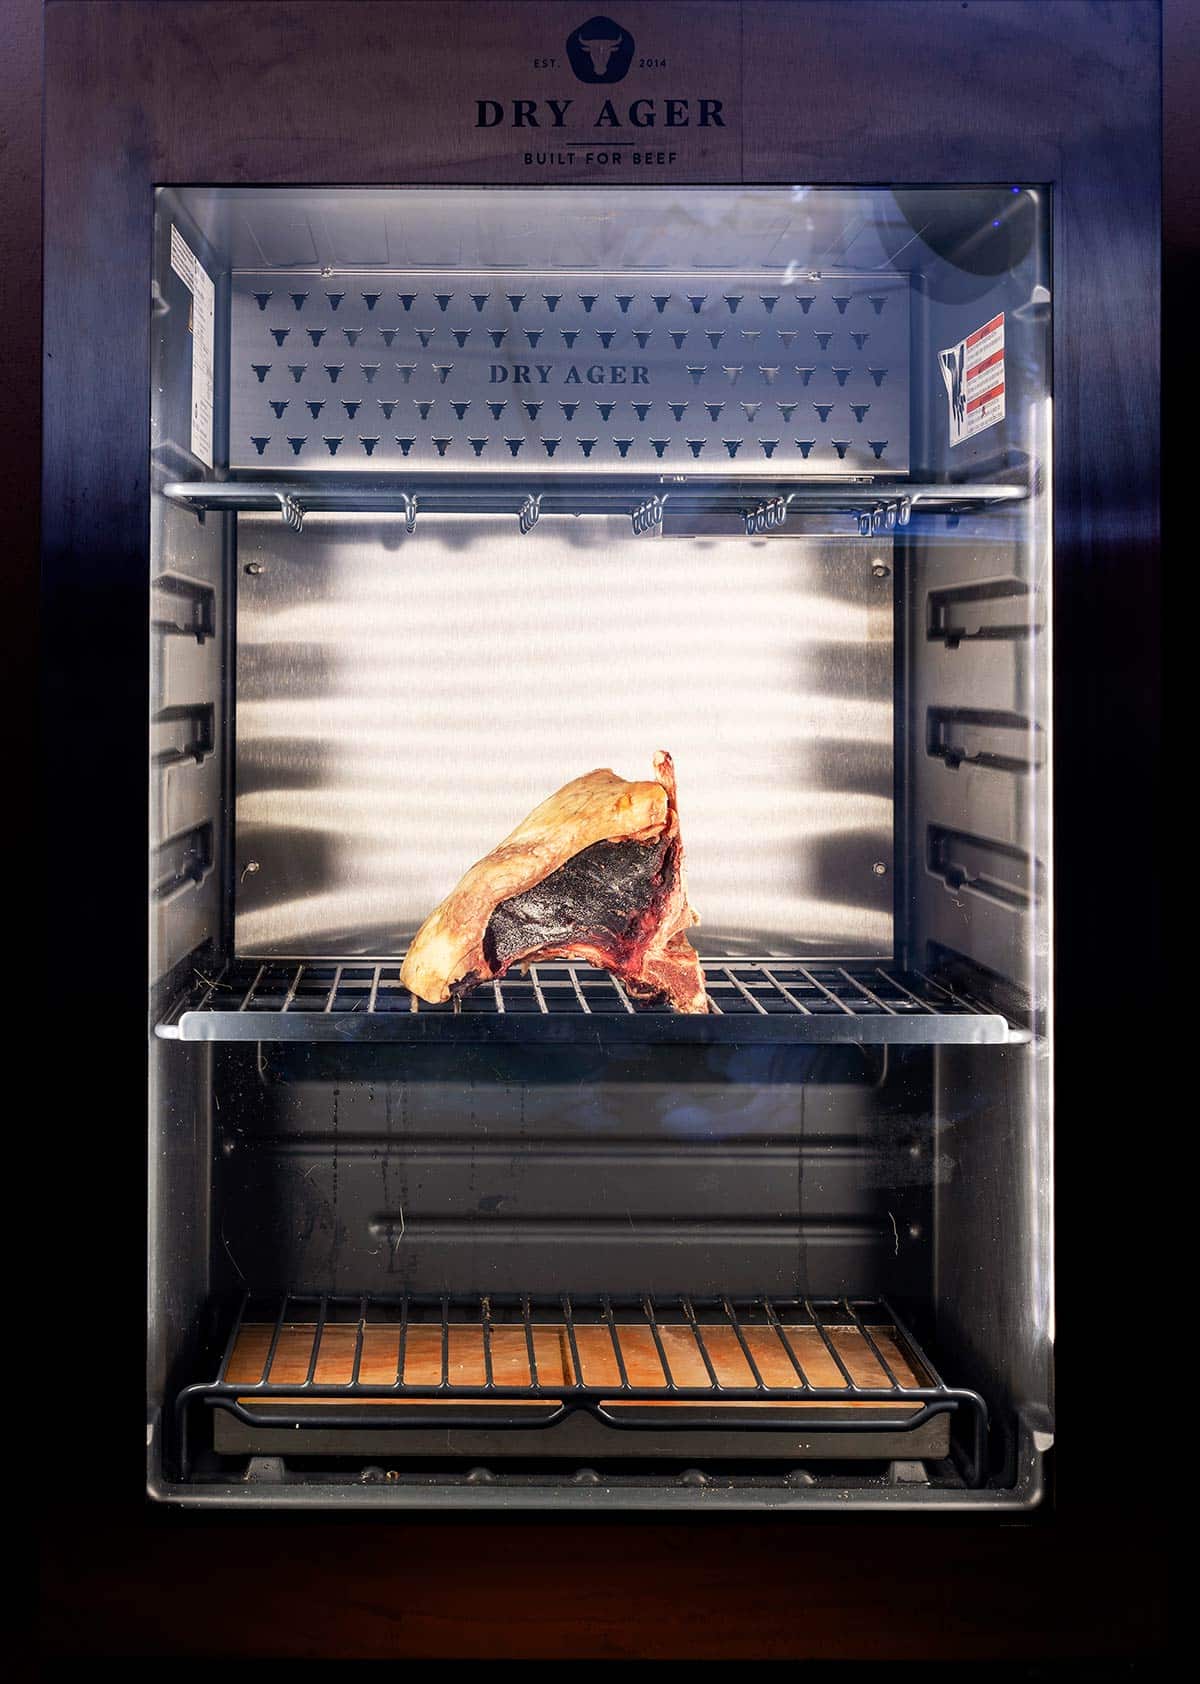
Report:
938,312,1005,447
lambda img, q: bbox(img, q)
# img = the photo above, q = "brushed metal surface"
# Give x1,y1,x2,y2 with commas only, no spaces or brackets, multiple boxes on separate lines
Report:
230,257,909,476
234,516,893,956
213,1040,933,1302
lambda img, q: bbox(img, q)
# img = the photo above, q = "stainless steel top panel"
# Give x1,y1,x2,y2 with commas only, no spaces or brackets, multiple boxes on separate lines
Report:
181,187,916,276
230,271,909,476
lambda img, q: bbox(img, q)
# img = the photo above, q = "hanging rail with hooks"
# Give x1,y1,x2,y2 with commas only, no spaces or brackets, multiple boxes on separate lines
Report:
162,476,1027,537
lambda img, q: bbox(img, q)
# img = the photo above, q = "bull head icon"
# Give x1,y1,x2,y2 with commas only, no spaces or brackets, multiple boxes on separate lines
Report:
567,15,634,82
579,34,622,74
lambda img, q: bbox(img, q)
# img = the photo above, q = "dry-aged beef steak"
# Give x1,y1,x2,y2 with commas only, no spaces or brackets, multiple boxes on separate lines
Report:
400,750,708,1013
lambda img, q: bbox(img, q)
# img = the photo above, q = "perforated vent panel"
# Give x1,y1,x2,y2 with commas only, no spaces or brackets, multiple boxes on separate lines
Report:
230,272,909,475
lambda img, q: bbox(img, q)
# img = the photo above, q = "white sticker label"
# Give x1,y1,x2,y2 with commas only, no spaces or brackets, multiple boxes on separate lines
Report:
939,312,1005,447
169,226,215,469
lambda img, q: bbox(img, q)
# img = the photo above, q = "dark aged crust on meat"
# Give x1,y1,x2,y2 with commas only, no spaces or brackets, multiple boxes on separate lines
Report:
483,834,677,976
400,750,708,1013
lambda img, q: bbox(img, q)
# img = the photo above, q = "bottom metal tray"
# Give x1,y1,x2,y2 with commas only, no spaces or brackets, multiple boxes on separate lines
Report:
213,1410,952,1463
179,1292,985,1483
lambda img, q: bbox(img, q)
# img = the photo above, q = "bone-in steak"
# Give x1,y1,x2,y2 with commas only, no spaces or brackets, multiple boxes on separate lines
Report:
400,750,708,1013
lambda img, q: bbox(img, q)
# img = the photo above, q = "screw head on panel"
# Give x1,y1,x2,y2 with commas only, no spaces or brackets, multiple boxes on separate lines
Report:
244,562,266,576
872,861,888,876
871,560,890,579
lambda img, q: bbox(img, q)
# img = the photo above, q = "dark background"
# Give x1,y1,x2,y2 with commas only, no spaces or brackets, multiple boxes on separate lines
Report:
10,0,1177,1663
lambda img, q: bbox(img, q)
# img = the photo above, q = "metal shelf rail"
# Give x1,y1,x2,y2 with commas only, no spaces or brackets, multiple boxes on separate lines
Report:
162,475,1027,538
157,956,1027,1044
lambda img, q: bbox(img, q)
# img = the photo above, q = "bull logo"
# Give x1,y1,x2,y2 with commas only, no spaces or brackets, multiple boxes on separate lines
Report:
567,15,635,83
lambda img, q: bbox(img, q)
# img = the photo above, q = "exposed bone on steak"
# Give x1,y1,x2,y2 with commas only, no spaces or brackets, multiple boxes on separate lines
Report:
400,750,708,1013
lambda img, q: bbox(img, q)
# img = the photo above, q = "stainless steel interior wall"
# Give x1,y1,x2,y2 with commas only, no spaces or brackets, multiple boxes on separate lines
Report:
213,1042,934,1302
233,515,894,957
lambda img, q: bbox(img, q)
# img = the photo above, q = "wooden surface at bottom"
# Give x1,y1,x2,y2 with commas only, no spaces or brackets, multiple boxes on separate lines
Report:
226,1318,925,1412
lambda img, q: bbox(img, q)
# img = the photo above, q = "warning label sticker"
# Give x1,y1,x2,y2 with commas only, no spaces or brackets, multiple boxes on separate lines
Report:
939,312,1005,448
169,225,215,469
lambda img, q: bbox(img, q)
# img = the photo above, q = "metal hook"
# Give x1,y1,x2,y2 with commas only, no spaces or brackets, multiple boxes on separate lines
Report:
273,492,304,533
897,496,912,527
402,493,418,535
631,493,668,535
518,493,543,535
745,493,791,536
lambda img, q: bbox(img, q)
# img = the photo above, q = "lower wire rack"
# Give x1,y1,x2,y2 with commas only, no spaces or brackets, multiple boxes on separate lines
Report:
175,1292,988,1485
157,957,1026,1044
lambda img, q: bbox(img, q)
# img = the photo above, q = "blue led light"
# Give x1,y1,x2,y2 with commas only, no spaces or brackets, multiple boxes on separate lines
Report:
993,220,1000,227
